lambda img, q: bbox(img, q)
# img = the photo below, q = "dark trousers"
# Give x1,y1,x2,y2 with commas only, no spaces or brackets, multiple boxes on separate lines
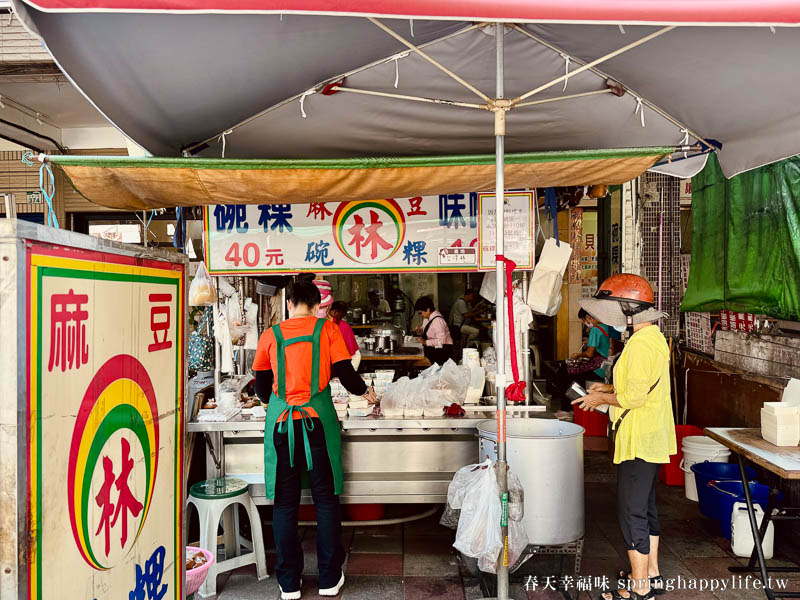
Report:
424,344,454,366
617,458,661,555
272,417,345,591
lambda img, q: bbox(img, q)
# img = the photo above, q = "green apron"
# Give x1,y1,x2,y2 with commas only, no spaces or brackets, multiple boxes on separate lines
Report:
263,317,344,501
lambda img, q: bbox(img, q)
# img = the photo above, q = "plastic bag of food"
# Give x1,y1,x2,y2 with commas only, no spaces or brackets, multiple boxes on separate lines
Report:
478,518,529,574
381,377,411,416
447,459,491,509
450,461,529,574
453,461,503,567
476,466,529,574
406,375,433,415
432,359,469,405
189,262,218,306
226,293,248,345
442,456,484,531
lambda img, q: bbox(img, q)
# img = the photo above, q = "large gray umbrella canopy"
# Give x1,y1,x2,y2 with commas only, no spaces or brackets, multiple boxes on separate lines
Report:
190,25,691,160
13,3,800,177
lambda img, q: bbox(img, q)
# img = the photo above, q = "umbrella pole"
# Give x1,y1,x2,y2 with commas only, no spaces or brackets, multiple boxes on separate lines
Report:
494,20,510,600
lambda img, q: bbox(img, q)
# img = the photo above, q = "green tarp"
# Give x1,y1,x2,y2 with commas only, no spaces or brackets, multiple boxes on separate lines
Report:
682,154,800,320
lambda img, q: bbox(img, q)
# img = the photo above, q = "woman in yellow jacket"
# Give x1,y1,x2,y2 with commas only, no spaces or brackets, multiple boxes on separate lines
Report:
574,274,676,600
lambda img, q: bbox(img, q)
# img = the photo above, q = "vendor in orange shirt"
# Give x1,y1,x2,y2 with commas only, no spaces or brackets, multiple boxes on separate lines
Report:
253,278,376,600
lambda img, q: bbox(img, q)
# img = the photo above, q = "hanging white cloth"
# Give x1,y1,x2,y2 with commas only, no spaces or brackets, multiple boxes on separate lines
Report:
494,286,533,377
213,304,235,374
243,297,259,350
479,270,498,304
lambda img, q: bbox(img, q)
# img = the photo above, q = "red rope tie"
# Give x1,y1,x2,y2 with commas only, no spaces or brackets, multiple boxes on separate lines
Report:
495,254,526,403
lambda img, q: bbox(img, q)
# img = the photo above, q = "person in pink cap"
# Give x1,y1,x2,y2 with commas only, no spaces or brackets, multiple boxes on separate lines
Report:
313,279,334,319
313,279,362,369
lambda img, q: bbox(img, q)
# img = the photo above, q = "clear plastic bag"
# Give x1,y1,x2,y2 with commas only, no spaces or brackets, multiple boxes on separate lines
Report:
508,471,525,522
189,262,218,306
381,376,411,415
430,359,470,405
478,519,529,574
226,293,248,345
482,346,497,371
449,461,529,574
452,462,503,567
447,460,489,509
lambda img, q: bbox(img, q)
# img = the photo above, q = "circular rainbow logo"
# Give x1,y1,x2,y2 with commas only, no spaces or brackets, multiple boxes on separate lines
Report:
67,354,160,570
332,199,406,264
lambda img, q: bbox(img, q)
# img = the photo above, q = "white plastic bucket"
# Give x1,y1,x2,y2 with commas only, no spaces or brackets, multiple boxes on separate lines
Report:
680,436,730,501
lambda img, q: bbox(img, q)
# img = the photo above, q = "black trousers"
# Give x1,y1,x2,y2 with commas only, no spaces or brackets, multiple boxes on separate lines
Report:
272,417,345,591
617,458,661,555
424,344,453,366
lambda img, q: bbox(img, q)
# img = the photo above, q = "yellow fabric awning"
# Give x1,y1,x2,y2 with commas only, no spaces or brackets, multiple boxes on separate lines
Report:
48,148,671,210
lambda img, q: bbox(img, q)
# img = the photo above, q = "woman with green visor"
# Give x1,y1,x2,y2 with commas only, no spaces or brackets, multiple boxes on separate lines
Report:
253,279,377,599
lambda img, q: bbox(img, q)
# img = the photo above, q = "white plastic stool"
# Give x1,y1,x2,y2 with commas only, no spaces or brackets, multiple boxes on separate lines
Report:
187,477,268,597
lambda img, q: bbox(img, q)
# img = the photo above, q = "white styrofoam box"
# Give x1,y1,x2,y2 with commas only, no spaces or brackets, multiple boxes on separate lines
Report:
763,402,800,416
761,408,799,425
782,378,800,406
761,425,800,447
731,503,774,559
760,405,800,446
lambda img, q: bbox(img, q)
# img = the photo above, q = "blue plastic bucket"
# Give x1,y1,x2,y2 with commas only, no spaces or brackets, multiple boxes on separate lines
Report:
709,481,775,539
691,462,756,518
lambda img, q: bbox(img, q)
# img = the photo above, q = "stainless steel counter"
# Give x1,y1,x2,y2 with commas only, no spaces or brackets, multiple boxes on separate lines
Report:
188,413,514,432
358,347,426,362
191,411,554,504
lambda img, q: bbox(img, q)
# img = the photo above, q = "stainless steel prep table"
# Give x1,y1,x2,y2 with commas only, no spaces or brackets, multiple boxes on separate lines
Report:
189,411,553,504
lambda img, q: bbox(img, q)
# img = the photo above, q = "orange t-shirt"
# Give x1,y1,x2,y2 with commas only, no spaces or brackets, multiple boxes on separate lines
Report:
252,316,351,420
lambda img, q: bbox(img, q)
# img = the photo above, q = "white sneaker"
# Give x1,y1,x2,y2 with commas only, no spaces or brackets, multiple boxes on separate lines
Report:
319,573,345,597
279,578,302,600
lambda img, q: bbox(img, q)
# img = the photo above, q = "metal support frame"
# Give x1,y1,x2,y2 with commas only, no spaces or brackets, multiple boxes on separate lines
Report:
726,455,800,599
515,538,585,577
493,21,510,600
510,538,584,600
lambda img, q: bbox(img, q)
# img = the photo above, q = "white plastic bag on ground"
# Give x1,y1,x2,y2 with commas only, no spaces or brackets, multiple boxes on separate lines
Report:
527,238,572,316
